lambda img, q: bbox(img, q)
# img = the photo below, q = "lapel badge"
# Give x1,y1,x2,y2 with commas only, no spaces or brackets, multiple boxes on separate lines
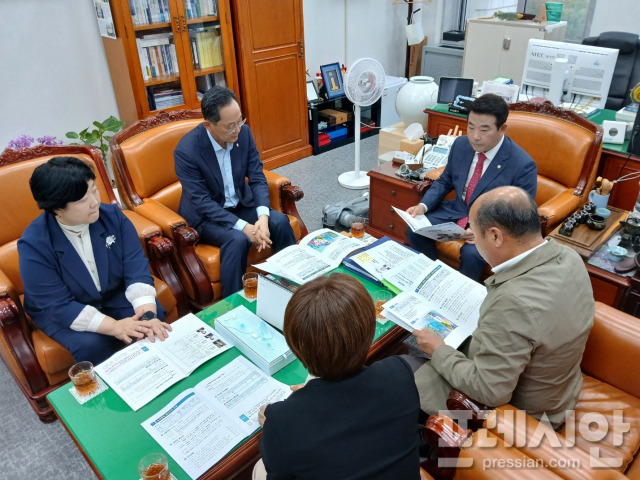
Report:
497,165,502,169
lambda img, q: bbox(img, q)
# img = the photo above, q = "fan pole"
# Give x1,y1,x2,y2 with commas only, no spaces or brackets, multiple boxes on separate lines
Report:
338,105,370,189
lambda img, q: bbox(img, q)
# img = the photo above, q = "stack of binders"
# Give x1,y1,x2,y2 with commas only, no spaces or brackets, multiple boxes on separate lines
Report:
216,306,295,375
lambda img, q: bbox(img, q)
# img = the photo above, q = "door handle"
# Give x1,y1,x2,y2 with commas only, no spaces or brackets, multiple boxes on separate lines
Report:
298,39,304,58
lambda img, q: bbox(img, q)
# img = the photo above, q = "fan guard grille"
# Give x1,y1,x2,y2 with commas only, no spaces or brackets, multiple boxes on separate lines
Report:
344,58,385,106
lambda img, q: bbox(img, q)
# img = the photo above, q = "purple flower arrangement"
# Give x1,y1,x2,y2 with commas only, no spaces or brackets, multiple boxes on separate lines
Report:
6,134,63,151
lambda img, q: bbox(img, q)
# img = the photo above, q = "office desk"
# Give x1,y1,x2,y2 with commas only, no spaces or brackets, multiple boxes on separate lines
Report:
47,267,408,480
424,104,640,211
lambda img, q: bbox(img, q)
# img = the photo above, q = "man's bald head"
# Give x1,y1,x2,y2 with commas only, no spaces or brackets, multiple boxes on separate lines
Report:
471,186,541,240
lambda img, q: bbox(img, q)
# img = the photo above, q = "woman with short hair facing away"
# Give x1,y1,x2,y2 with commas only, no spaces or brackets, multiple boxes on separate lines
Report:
18,157,171,365
255,273,421,480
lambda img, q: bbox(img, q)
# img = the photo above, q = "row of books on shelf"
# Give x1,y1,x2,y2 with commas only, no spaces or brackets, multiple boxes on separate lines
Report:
196,72,226,98
129,0,171,26
185,0,219,18
137,34,179,81
190,26,223,70
147,87,184,110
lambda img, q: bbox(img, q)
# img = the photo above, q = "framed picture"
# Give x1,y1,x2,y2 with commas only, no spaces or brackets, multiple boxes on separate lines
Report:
306,80,320,103
320,62,344,100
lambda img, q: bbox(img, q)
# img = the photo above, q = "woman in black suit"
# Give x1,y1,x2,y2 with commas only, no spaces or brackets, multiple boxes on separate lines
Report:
255,273,421,480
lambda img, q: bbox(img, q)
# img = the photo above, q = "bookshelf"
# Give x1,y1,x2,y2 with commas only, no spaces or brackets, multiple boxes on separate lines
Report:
108,0,238,119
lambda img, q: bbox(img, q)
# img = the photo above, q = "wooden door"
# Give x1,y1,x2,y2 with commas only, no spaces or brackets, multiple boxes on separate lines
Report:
231,0,311,168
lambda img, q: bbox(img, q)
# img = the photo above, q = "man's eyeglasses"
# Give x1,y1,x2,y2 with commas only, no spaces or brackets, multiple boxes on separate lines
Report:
220,117,247,134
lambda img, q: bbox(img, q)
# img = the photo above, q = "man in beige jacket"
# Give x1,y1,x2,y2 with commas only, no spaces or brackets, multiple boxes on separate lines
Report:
412,186,594,428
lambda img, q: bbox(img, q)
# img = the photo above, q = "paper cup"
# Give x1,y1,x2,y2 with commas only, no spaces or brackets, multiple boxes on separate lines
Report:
545,2,563,22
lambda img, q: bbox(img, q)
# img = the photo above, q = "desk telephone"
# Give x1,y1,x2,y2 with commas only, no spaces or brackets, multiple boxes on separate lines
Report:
417,134,456,170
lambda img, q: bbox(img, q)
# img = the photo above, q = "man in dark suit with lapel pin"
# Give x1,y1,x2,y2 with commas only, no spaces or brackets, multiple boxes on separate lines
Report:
174,86,296,297
406,94,537,280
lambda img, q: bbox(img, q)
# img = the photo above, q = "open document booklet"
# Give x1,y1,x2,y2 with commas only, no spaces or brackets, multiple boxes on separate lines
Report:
142,356,291,480
95,314,231,411
392,206,466,241
343,237,418,285
381,257,487,348
254,228,364,284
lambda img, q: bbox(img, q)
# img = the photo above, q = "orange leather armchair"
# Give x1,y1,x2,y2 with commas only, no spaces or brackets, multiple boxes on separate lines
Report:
110,110,308,308
0,145,180,422
445,302,640,479
434,101,603,273
421,414,624,479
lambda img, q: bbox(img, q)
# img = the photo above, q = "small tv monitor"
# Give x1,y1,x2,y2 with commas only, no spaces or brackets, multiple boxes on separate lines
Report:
437,77,474,104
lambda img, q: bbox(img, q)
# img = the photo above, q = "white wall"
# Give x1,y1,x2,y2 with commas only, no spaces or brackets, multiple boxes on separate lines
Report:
303,0,407,79
589,0,640,36
1,0,634,152
0,0,118,150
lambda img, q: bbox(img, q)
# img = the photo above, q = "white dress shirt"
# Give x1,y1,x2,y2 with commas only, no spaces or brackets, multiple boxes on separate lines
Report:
58,221,156,332
206,130,269,231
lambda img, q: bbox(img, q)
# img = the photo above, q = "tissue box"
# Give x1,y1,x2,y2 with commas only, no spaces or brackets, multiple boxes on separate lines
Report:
400,138,424,155
378,122,407,156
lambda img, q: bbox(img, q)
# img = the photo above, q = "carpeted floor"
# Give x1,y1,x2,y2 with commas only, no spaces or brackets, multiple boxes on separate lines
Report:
0,134,381,479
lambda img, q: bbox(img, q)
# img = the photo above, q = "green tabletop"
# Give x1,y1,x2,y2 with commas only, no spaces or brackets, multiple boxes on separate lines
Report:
588,109,631,153
47,266,397,480
425,103,468,118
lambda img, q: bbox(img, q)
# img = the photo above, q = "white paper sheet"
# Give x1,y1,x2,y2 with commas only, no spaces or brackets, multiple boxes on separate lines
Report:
95,314,231,411
141,357,291,479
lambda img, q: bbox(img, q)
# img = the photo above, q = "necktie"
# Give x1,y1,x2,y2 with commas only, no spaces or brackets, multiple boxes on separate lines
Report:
457,152,487,228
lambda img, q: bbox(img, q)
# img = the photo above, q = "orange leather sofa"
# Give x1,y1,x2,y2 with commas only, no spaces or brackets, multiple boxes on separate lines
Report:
0,145,179,422
420,414,576,479
110,110,307,309
444,302,640,479
433,101,603,272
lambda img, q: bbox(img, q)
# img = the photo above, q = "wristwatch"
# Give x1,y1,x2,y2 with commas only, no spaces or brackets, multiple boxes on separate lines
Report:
140,311,157,321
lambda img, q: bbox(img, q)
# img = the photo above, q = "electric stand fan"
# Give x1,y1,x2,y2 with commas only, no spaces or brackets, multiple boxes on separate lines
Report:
338,58,385,189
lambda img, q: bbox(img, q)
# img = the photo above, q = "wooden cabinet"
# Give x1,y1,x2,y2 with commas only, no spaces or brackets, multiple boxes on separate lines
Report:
108,0,238,120
230,0,311,169
426,108,467,139
462,18,566,87
367,162,426,243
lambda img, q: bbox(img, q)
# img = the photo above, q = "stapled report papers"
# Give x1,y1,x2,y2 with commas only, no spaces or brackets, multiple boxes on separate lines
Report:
382,260,487,348
141,356,291,479
393,206,466,241
254,228,364,284
94,314,231,411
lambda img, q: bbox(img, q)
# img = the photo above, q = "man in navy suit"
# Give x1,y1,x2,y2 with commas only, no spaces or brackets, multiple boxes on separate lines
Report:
175,86,296,297
406,94,537,280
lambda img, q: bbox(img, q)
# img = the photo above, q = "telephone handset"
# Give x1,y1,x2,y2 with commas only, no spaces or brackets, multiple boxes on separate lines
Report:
417,134,457,170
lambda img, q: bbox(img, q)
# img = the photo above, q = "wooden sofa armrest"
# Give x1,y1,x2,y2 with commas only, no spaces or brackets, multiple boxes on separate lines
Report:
263,169,308,238
581,302,640,399
446,389,492,431
172,225,214,307
147,236,189,317
421,414,472,480
538,190,584,235
0,296,52,406
121,209,162,244
122,210,189,316
133,199,190,239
